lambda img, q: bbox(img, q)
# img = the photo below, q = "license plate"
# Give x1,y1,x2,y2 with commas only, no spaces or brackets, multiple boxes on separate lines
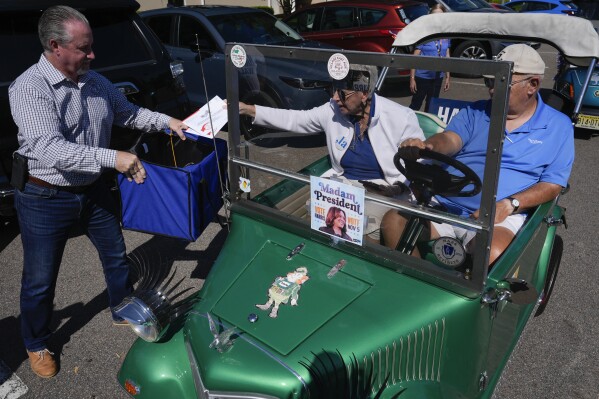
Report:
575,114,599,130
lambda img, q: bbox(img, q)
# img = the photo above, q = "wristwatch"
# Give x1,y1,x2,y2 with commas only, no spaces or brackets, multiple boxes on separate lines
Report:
507,196,520,213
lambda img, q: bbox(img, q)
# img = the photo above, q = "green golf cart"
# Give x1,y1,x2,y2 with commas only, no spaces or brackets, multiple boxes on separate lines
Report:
114,13,597,399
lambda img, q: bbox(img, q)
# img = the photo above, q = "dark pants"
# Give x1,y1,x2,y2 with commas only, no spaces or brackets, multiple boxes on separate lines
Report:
15,180,131,351
409,76,443,113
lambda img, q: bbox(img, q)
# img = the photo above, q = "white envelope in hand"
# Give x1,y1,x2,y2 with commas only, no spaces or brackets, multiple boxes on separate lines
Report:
183,96,228,138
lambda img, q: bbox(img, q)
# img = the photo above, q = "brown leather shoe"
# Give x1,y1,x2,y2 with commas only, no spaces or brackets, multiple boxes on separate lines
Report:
27,349,58,378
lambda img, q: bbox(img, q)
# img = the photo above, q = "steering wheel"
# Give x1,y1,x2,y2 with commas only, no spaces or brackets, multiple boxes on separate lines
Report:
393,148,482,205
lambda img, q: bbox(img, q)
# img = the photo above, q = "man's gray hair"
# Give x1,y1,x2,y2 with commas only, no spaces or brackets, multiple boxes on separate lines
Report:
38,5,89,52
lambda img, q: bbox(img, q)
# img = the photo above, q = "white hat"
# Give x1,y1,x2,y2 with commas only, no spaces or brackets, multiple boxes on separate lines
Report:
496,44,545,75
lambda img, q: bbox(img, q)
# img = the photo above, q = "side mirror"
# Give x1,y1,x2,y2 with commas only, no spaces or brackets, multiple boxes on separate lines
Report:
496,278,539,305
189,38,214,61
195,50,215,62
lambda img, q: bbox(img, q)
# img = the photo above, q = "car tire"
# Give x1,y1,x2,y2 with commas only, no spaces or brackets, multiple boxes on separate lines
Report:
452,40,489,78
453,40,489,60
240,91,279,143
534,234,563,317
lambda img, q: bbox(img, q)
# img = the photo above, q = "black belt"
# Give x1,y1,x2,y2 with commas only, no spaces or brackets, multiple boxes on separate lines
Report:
28,176,95,194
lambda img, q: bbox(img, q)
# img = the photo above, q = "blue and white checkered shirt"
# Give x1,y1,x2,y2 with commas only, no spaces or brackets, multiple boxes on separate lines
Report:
9,54,171,186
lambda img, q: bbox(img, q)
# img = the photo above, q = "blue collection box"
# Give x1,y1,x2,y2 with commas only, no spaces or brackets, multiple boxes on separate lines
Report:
118,132,227,241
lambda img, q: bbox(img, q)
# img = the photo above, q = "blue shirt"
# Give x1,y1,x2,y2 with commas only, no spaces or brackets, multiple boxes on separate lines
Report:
438,93,574,216
341,131,385,180
415,39,451,80
340,95,385,180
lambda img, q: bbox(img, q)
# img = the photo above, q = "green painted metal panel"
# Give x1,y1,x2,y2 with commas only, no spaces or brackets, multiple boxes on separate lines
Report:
117,330,196,399
213,241,371,355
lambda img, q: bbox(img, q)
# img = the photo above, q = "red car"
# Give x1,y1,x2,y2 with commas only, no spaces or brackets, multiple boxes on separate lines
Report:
282,0,429,53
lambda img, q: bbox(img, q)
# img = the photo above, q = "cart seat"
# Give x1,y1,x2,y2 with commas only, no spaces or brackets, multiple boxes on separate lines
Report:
414,111,447,139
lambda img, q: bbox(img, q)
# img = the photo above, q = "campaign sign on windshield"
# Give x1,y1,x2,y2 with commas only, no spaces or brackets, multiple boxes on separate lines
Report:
310,176,365,245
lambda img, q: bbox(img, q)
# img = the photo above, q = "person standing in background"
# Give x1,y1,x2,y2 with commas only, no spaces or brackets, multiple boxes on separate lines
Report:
408,4,451,112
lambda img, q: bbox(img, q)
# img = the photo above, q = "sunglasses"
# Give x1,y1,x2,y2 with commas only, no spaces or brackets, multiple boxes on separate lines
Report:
330,88,357,103
484,76,534,89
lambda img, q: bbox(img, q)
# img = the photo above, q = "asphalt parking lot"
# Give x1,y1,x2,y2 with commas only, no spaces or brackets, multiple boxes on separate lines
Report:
1,44,599,398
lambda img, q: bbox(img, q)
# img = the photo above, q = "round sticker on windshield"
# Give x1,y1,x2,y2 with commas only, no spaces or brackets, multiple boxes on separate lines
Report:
327,53,350,80
433,237,466,268
230,45,247,68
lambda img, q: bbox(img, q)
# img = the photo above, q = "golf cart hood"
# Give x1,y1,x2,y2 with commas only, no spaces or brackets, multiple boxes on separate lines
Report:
211,240,372,355
190,208,468,358
393,13,599,67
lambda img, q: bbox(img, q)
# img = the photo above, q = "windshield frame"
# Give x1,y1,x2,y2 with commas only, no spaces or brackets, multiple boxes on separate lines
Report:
225,43,513,298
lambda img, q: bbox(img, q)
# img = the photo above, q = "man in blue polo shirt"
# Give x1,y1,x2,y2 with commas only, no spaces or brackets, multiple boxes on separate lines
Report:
382,44,574,265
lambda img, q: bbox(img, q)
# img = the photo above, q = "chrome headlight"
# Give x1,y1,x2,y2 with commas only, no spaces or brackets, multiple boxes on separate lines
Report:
113,296,164,342
114,251,199,342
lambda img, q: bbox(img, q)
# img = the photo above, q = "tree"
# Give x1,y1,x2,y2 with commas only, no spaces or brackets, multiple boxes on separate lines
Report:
276,0,312,17
276,0,295,17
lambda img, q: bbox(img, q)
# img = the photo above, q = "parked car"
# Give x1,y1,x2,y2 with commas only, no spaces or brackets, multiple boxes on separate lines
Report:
424,0,513,60
422,0,542,79
429,0,498,11
114,12,592,399
489,3,514,10
282,0,430,53
0,0,191,217
140,6,335,140
554,64,599,131
503,0,580,15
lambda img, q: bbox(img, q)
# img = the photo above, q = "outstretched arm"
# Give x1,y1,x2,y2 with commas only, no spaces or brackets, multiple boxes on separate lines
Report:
399,130,463,160
239,102,256,118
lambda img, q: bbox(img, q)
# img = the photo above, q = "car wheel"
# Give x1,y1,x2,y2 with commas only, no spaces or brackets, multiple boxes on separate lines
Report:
534,235,563,317
452,40,490,78
453,40,489,60
240,91,279,142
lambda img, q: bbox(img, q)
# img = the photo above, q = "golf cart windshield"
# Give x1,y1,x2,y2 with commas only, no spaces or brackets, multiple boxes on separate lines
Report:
225,43,514,298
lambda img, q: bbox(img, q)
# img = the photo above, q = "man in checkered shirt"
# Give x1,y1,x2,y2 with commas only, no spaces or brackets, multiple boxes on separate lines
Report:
8,5,188,378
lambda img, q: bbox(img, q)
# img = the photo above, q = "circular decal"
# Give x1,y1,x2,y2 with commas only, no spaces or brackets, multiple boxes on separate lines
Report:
433,237,466,268
594,90,599,97
230,45,247,68
327,53,350,80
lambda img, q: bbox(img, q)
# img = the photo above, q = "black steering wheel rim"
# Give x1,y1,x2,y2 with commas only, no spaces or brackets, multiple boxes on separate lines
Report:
394,148,482,199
